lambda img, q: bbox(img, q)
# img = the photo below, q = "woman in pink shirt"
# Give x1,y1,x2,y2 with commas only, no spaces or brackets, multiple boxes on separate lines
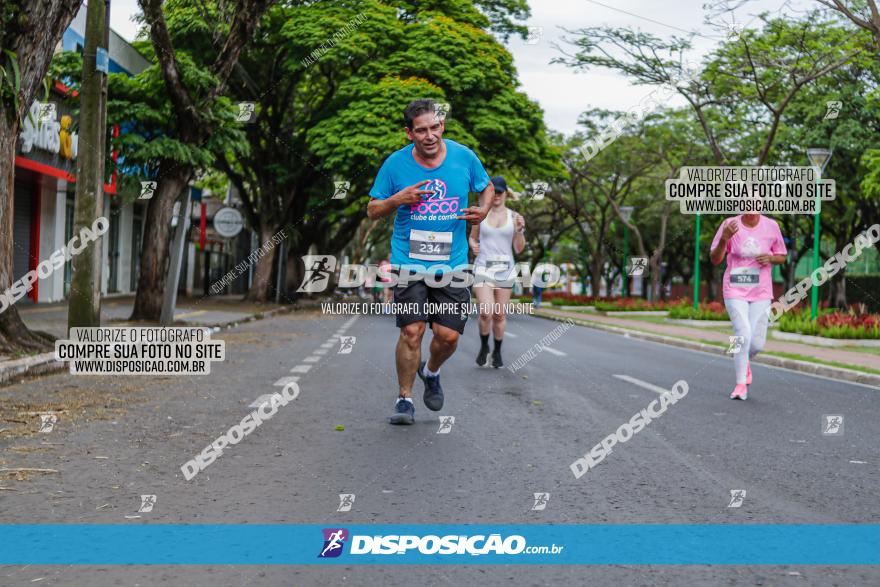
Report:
710,214,788,400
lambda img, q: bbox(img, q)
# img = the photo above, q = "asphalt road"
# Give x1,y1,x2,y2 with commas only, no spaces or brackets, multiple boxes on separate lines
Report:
1,308,878,586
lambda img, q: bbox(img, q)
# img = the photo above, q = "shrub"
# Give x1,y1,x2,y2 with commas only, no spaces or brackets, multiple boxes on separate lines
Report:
547,294,595,306
594,298,680,312
778,307,880,339
668,301,728,320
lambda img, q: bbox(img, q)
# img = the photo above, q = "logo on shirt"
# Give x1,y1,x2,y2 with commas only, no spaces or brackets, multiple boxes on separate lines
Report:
411,179,458,216
739,236,763,258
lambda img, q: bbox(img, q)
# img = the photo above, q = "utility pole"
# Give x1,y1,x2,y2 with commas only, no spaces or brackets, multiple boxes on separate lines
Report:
68,0,110,331
160,194,192,326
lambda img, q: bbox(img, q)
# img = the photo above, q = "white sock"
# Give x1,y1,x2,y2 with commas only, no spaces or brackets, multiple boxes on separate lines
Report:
423,363,440,377
399,396,413,403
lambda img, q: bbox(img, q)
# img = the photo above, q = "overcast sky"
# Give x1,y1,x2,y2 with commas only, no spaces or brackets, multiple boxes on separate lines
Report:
108,0,815,135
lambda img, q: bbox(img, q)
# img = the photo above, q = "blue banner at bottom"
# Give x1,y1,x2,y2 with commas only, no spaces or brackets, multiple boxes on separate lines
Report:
0,524,877,565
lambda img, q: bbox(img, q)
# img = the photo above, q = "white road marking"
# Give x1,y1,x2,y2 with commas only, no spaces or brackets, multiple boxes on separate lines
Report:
541,345,566,357
274,375,300,386
505,332,518,338
313,349,328,355
613,374,671,395
321,342,335,348
303,356,321,363
290,365,312,374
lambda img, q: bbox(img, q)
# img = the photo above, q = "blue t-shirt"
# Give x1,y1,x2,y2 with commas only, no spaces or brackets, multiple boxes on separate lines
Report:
369,139,490,273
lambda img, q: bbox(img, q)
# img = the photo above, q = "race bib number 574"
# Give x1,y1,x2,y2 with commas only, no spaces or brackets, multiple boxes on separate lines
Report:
730,267,760,287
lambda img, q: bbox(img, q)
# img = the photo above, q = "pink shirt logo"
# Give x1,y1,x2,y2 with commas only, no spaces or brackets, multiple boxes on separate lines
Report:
410,179,458,215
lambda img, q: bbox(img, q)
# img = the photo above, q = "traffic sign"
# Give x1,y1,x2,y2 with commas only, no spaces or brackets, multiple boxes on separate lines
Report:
213,207,244,238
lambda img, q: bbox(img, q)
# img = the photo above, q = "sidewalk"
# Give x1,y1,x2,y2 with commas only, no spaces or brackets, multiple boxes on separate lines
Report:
537,307,880,387
0,295,298,386
15,295,288,339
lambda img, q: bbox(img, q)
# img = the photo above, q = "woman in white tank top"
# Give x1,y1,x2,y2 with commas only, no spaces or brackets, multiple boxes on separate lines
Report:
468,176,525,368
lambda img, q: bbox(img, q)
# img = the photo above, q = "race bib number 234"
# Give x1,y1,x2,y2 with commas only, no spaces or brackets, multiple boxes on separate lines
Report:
410,229,452,261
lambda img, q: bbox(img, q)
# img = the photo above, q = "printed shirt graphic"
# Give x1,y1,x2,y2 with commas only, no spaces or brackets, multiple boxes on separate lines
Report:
711,215,787,301
369,139,490,272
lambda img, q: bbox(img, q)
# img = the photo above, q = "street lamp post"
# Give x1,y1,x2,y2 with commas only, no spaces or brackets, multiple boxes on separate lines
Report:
619,206,635,297
806,148,832,321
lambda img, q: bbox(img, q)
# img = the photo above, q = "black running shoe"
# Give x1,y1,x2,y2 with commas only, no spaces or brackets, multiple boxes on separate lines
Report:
389,397,415,425
491,349,503,369
476,345,490,367
417,360,444,411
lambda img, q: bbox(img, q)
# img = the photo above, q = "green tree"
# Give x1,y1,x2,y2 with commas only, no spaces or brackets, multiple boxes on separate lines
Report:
560,12,864,298
125,0,275,320
816,0,880,46
204,0,560,300
775,49,880,306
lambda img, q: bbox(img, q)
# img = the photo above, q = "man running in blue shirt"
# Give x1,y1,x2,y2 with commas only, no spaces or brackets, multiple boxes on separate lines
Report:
368,99,493,424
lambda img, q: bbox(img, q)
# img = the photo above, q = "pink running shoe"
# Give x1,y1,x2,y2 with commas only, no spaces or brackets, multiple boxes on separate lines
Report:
730,384,748,400
746,363,752,385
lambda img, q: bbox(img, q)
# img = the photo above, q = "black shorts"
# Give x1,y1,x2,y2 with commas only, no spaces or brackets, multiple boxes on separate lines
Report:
393,279,471,334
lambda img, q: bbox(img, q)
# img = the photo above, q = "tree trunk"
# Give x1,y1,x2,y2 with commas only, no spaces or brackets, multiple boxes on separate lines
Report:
285,248,303,302
590,258,603,298
0,0,83,352
704,261,716,302
649,256,662,302
246,225,279,303
785,221,799,290
130,163,191,321
0,119,55,352
829,272,846,309
828,234,848,309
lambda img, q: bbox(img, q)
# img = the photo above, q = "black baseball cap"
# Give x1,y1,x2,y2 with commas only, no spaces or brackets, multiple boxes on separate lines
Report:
491,176,508,193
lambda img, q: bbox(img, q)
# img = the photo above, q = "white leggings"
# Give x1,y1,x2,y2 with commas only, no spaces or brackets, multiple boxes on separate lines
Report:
724,298,771,385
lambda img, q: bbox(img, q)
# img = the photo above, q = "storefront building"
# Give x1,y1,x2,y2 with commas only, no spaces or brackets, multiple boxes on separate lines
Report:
12,8,150,305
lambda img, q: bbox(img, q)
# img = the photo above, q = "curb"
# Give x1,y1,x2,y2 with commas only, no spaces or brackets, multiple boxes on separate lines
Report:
664,318,731,328
537,311,880,389
179,303,297,331
771,329,880,348
0,304,301,388
664,318,780,329
0,352,64,386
